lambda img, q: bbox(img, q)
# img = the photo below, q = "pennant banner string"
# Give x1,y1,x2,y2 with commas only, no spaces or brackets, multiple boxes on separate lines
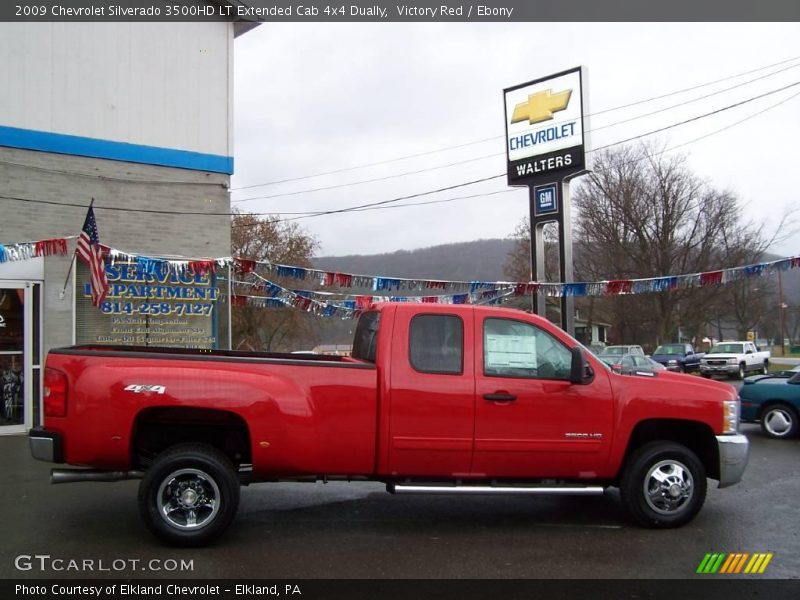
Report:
3,236,800,301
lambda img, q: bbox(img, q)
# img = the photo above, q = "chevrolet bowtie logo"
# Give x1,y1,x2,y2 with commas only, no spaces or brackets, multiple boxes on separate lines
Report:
511,88,572,125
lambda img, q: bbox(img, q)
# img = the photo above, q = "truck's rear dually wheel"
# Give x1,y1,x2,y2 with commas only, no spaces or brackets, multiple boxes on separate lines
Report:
619,441,706,528
138,444,240,547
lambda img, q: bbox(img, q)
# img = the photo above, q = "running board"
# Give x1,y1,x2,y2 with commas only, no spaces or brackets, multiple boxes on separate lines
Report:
388,484,605,496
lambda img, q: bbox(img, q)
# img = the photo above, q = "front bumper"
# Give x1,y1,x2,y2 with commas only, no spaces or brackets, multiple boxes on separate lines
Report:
29,428,64,463
716,434,749,488
701,364,738,375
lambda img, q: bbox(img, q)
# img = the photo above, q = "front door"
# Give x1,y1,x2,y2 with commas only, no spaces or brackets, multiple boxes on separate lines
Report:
472,314,614,479
0,285,29,433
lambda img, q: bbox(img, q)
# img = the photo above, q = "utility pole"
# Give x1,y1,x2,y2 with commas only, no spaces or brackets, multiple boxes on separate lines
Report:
778,269,786,356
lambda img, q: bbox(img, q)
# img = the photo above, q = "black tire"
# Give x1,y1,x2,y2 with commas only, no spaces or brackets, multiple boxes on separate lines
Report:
138,444,240,547
700,373,711,379
736,363,746,380
762,361,769,375
760,404,799,439
619,441,707,528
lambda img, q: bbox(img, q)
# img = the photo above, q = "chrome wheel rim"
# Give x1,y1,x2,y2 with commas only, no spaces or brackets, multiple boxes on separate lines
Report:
764,409,793,437
643,459,693,515
157,468,220,530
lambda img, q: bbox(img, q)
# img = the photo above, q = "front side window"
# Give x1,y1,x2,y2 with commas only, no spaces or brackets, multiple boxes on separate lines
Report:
409,314,464,374
483,318,571,380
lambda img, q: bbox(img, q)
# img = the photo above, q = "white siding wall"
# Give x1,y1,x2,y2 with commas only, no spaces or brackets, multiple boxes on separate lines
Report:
0,22,232,157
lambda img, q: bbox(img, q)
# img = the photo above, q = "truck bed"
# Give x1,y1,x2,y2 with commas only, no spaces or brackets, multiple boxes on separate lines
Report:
44,345,379,478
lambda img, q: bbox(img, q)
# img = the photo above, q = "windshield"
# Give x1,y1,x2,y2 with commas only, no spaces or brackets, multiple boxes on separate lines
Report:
709,343,743,354
602,347,626,355
654,344,684,355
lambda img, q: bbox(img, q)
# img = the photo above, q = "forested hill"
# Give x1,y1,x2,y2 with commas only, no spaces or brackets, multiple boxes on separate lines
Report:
314,238,516,282
314,240,800,300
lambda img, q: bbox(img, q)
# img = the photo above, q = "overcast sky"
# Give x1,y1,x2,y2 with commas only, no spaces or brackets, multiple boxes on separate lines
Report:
231,23,800,261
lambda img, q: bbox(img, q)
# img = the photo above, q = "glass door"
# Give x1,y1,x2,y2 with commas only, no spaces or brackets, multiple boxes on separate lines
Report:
0,285,28,433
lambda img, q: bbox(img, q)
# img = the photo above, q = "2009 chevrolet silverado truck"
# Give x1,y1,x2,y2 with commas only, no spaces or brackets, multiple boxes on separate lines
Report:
30,303,749,546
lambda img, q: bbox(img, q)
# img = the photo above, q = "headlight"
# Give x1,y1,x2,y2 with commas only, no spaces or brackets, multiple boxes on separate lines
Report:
722,399,740,434
727,358,738,365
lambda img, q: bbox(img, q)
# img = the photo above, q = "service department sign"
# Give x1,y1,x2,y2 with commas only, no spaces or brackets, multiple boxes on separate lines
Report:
504,66,589,184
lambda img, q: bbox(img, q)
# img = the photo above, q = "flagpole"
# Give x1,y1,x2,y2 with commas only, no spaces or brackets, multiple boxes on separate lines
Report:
59,198,93,300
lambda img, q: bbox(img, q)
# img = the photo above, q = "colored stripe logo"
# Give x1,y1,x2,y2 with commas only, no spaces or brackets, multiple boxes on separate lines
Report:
697,553,773,574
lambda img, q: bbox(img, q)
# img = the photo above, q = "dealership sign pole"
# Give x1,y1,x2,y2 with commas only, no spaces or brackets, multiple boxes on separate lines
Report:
504,66,590,335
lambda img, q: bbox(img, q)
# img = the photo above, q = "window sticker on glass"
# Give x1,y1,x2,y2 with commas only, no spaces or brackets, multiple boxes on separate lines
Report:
485,334,536,369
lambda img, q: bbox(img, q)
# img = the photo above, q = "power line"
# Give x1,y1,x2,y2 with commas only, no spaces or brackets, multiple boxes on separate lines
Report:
590,54,800,116
237,81,800,225
231,152,501,204
231,189,520,221
588,60,800,134
230,55,800,192
232,174,507,226
0,195,236,217
232,63,800,204
230,135,500,191
592,80,800,152
5,79,800,222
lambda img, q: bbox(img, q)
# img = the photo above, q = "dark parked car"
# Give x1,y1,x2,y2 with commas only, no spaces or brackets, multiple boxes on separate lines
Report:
739,366,800,439
651,343,705,373
599,353,666,375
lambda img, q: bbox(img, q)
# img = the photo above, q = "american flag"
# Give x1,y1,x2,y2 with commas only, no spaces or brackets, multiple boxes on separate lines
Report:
76,206,109,306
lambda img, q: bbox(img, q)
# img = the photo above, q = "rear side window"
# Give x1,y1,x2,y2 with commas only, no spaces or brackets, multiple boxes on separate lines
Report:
351,311,380,363
409,314,464,374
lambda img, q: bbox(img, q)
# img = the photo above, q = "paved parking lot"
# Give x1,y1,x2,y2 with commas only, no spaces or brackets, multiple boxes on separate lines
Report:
1,412,798,580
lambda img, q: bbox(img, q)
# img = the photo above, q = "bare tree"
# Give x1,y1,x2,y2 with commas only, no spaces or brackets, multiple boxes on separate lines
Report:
506,143,781,347
231,212,319,351
572,144,781,344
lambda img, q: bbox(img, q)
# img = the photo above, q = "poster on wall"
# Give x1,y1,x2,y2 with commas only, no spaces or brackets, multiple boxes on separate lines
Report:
75,261,220,349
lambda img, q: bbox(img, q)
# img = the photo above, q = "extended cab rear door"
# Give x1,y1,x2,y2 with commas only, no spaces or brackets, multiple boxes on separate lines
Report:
472,312,614,479
386,305,475,477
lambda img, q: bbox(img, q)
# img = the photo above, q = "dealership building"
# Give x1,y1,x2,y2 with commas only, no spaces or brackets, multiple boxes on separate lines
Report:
0,16,255,435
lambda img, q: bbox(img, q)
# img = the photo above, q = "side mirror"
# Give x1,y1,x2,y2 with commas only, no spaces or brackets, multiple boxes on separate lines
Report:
570,346,595,384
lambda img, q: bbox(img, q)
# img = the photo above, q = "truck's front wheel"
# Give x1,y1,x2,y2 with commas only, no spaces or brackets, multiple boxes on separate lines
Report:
138,444,240,547
619,441,707,528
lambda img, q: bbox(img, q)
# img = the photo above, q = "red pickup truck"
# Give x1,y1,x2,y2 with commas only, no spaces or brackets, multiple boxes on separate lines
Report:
30,303,748,546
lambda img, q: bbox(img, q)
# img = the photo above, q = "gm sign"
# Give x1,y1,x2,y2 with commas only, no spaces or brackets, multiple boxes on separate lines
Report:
534,183,558,216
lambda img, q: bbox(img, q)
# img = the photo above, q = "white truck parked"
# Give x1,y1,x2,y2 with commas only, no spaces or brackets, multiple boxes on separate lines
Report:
700,341,770,379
